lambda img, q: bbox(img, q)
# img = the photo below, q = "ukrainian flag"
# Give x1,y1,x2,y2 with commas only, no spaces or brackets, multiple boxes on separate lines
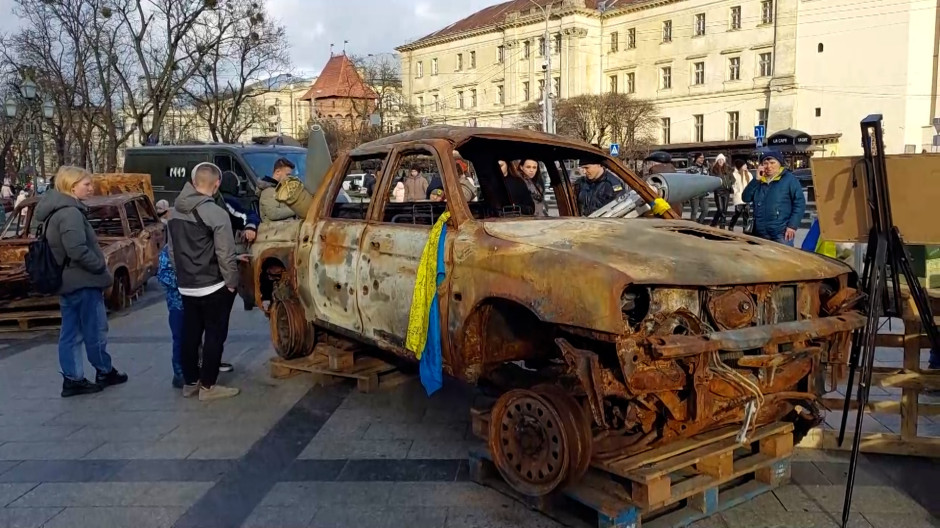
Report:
405,212,450,396
801,218,837,258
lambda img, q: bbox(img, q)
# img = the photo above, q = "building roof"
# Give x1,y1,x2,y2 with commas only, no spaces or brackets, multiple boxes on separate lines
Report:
299,54,377,101
398,0,638,50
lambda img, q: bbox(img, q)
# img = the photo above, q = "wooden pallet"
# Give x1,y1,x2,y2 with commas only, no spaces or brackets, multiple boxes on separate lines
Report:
0,309,61,333
269,345,410,392
800,284,940,457
470,411,793,528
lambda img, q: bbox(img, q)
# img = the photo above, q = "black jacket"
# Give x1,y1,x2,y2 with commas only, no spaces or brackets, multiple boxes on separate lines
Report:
575,171,627,216
168,182,238,291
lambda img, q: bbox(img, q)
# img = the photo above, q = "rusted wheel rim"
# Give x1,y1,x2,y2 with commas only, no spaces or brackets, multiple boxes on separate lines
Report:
533,385,593,486
489,389,570,497
269,299,311,359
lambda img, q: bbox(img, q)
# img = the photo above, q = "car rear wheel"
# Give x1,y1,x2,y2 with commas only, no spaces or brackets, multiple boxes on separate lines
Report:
109,272,130,312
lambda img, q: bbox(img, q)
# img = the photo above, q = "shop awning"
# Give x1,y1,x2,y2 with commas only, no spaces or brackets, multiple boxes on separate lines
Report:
766,128,813,150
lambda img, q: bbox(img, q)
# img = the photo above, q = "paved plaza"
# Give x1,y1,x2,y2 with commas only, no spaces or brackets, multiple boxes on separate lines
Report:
0,285,937,528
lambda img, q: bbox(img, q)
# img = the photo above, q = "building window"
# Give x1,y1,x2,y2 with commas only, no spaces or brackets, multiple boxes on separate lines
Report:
626,72,635,94
818,43,824,53
497,45,505,63
661,66,672,89
730,6,741,30
757,108,768,128
538,37,545,56
537,79,545,100
497,85,504,105
759,52,773,76
693,114,704,142
470,89,477,108
523,40,530,59
729,57,740,81
662,117,671,144
552,76,560,96
609,75,618,93
553,33,561,53
815,107,822,117
457,91,464,109
433,94,440,112
522,81,530,101
470,51,476,68
416,62,423,78
417,96,424,112
693,62,705,85
694,13,705,36
628,28,636,49
431,58,438,76
662,20,672,43
727,111,739,140
761,0,773,24
610,31,619,52
456,53,463,71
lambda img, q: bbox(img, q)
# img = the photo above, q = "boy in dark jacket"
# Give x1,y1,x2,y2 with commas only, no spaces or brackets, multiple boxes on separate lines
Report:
742,151,806,246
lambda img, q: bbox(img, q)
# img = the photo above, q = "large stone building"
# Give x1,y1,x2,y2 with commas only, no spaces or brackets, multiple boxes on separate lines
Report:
300,54,379,133
396,0,940,156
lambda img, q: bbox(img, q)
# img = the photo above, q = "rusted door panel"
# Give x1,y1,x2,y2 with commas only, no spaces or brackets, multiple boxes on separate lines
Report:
308,220,365,334
358,224,450,352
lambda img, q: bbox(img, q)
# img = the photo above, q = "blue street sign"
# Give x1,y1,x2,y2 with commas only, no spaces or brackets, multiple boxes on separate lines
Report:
756,137,764,148
609,143,620,157
754,125,766,139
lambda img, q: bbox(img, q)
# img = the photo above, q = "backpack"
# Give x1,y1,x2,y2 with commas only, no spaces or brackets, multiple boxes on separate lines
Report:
25,207,71,294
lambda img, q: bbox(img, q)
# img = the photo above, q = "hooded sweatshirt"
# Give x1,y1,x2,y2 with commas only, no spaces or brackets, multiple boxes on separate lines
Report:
33,189,112,294
168,182,238,295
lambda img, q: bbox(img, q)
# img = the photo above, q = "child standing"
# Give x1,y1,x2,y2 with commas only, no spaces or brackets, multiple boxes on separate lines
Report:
155,200,184,388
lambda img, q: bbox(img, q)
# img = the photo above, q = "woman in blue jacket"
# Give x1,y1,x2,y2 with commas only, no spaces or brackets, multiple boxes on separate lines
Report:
742,151,806,246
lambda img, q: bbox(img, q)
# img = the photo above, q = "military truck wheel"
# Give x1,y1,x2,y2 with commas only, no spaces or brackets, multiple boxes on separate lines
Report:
269,298,314,359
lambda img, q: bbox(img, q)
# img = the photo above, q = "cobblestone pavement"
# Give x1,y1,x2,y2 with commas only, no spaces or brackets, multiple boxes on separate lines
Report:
0,284,937,528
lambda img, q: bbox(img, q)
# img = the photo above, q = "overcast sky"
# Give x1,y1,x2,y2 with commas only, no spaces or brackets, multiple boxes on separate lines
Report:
0,0,505,79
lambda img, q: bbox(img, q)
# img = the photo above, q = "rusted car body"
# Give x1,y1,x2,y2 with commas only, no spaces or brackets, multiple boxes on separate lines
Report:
243,126,864,497
0,192,165,313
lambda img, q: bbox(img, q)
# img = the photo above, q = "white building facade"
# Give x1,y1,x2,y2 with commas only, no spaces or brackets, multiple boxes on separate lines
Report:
397,0,940,156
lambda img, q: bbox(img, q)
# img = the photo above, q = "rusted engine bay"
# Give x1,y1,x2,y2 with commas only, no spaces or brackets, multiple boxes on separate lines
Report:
485,278,862,495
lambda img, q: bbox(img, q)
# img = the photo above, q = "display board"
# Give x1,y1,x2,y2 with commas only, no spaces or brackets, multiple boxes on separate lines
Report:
811,155,940,244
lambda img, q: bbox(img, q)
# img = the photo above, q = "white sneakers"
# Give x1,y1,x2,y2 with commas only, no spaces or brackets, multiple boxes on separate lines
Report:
181,383,240,400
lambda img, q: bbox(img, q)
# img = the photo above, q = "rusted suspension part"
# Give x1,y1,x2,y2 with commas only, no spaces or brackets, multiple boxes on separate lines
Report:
269,298,314,359
532,385,593,487
489,389,571,497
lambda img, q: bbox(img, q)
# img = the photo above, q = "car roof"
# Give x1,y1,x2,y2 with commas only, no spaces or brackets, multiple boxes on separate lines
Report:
125,144,306,153
351,125,604,156
18,193,146,209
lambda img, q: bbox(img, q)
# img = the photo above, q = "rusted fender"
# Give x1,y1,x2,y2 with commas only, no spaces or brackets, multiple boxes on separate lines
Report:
648,311,866,357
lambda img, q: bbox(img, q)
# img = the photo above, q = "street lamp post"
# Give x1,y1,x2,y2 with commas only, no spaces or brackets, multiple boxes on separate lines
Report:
529,0,555,134
4,76,54,189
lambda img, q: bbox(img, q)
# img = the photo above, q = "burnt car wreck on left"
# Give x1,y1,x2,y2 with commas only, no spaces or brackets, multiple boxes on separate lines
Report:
0,192,164,329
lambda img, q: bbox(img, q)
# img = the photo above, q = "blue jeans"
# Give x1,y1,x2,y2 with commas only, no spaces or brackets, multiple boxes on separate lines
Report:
169,308,184,381
58,288,113,381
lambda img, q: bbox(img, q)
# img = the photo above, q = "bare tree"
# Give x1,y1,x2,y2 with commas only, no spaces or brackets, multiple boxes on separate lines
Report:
516,102,544,131
554,93,657,161
103,0,247,145
184,0,290,143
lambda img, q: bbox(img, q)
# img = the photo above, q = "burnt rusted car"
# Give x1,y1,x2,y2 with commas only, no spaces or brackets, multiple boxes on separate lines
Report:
0,193,165,314
241,126,864,497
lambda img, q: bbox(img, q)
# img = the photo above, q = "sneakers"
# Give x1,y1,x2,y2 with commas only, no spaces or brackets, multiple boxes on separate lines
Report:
172,376,184,389
182,383,199,398
61,378,103,398
96,368,129,387
199,384,240,401
218,362,234,373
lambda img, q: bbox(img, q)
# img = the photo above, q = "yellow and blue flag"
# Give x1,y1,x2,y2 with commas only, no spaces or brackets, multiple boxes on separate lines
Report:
405,212,450,395
801,218,837,258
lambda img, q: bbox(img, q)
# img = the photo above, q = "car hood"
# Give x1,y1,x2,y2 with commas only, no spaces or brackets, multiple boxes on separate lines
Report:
482,218,850,286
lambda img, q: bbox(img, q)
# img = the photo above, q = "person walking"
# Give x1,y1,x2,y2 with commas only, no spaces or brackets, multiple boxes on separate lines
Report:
709,154,733,229
168,162,240,401
727,158,753,232
35,166,127,397
686,153,710,224
742,151,806,246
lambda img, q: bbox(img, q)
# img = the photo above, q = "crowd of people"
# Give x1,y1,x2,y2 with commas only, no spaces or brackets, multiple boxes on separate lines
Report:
641,149,806,246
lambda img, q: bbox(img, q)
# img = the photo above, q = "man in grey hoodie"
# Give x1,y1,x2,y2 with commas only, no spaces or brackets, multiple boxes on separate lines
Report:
167,162,240,401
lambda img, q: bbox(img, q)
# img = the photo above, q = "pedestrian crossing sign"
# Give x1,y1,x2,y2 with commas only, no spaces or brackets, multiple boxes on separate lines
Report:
609,143,620,157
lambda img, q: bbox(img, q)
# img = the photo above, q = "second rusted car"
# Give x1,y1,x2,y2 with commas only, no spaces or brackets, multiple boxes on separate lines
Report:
242,126,865,497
